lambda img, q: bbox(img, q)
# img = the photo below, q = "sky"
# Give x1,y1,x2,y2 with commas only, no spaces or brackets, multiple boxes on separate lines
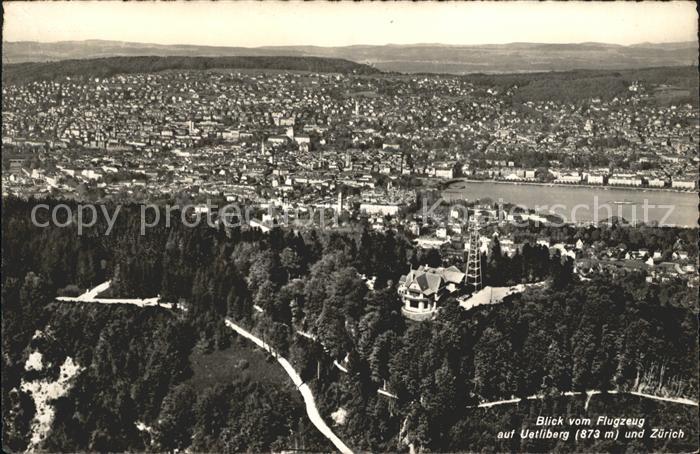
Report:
3,1,698,47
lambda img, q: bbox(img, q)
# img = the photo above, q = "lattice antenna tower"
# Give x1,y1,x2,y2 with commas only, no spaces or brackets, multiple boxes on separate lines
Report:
465,213,482,292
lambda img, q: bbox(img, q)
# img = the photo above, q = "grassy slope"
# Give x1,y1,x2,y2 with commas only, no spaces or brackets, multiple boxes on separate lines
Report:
187,341,297,393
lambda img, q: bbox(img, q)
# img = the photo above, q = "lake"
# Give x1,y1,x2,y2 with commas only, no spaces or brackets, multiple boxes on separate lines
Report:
443,180,698,227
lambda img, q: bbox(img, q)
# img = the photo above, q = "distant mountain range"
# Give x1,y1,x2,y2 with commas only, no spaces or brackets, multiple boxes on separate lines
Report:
3,40,698,74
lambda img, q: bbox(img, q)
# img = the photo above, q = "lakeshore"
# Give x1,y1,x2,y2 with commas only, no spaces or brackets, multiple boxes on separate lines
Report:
445,178,698,194
443,179,699,227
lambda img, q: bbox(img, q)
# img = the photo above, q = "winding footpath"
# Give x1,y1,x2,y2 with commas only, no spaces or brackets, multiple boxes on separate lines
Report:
56,283,351,453
224,318,353,454
55,283,698,453
469,389,698,410
56,281,176,309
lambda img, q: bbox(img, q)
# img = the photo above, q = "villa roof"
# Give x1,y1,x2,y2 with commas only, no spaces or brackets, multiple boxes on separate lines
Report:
399,265,465,297
415,272,443,295
442,265,466,284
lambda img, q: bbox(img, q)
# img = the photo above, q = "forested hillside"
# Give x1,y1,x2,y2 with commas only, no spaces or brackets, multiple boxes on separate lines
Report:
462,66,699,105
322,276,697,451
2,55,380,85
2,197,697,451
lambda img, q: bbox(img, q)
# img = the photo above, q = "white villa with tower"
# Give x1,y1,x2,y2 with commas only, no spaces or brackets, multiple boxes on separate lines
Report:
398,218,483,321
397,265,466,320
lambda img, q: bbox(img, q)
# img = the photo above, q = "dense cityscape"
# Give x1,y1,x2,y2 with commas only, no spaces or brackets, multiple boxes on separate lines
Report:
3,67,698,289
3,69,699,201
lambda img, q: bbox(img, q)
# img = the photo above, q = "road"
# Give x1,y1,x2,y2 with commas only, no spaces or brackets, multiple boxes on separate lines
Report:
61,283,698,449
469,389,698,410
56,281,176,309
225,318,353,454
77,280,111,300
56,284,348,451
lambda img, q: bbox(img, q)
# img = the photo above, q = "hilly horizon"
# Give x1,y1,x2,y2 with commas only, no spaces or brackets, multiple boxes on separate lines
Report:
4,39,698,74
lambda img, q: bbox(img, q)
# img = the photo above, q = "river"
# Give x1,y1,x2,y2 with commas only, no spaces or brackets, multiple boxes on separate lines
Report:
443,180,698,227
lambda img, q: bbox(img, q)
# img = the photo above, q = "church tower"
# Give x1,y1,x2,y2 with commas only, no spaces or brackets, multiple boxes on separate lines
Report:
337,190,344,213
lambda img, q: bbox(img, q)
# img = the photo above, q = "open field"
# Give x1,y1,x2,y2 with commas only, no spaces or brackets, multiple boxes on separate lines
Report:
187,342,296,392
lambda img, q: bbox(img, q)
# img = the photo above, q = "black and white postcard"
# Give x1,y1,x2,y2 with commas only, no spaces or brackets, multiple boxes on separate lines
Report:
2,2,698,452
